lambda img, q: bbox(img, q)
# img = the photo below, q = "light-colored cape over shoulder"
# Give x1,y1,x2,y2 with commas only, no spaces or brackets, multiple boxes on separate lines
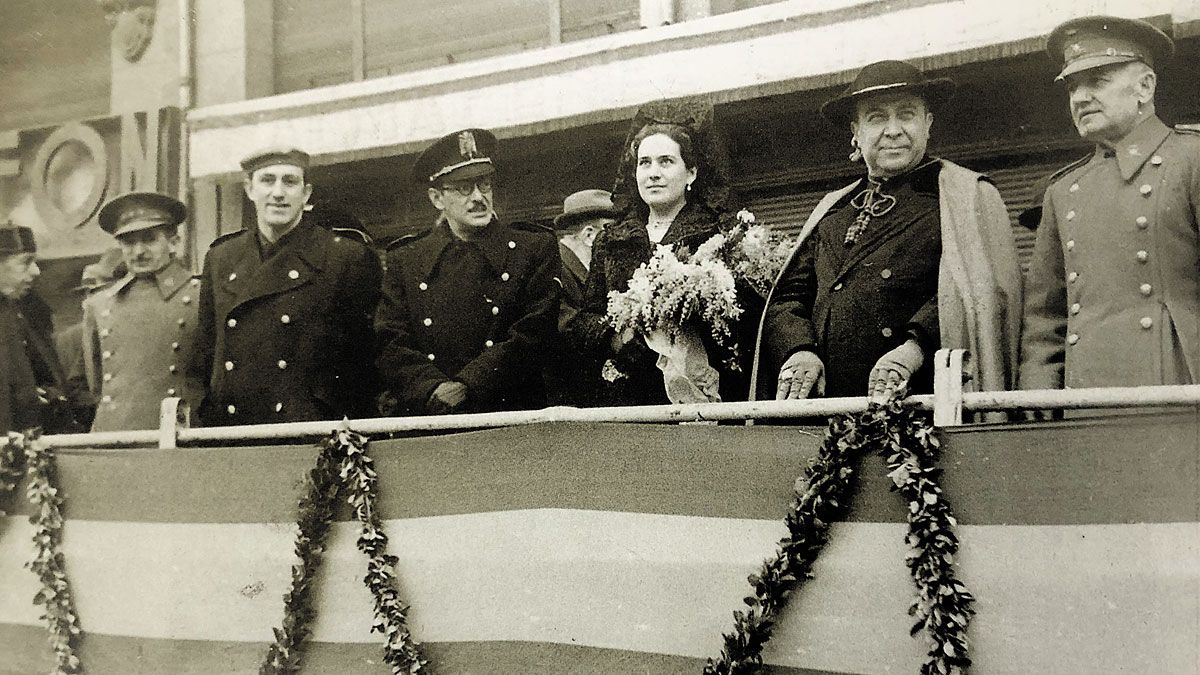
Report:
748,159,1023,398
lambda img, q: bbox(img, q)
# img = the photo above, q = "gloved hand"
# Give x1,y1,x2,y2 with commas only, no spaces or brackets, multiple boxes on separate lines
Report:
427,381,468,414
867,339,924,404
776,350,825,400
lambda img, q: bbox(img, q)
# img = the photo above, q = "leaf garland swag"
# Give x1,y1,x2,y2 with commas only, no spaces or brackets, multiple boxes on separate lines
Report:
262,427,425,675
0,430,84,674
704,402,975,675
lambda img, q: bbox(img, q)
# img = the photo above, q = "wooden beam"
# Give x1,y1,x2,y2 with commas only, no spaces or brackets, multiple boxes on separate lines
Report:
547,0,562,45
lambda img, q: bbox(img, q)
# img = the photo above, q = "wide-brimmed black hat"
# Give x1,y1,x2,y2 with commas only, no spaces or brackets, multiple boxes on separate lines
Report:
1047,15,1174,81
820,60,955,125
414,129,497,185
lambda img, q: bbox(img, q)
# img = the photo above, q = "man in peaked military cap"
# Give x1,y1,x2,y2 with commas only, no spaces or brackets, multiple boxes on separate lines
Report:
1020,16,1200,394
375,129,561,415
82,192,203,431
0,223,84,434
190,146,382,426
752,60,1022,404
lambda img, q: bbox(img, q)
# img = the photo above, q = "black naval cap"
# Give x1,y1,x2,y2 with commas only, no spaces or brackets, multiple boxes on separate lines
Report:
98,191,187,238
240,146,311,174
0,221,36,255
821,60,955,126
1047,15,1174,81
414,129,497,185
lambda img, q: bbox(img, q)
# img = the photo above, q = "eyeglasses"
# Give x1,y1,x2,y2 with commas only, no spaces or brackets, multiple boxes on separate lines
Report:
440,177,493,197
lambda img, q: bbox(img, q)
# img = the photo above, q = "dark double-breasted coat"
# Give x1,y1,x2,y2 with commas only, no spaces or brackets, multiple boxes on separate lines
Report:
1,292,78,434
760,160,942,399
1020,117,1200,390
566,203,763,406
375,219,561,415
190,220,382,426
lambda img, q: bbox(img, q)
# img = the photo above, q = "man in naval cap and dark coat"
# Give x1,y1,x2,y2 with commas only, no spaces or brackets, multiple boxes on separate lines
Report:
1020,16,1200,393
83,192,203,431
190,147,382,426
375,129,561,415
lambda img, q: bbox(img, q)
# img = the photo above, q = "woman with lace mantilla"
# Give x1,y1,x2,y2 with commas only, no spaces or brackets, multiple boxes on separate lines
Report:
566,102,764,406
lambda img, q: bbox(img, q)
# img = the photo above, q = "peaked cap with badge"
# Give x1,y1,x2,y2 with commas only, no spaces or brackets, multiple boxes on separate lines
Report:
820,60,955,126
413,129,497,185
1046,15,1174,81
98,191,187,238
1020,15,1199,394
377,127,560,415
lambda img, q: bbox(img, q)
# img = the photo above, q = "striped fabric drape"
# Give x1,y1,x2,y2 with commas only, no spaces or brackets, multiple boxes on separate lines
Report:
2,412,1198,673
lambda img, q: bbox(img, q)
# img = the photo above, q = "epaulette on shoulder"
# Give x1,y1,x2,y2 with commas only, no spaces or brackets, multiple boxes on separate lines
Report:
208,229,249,248
1047,153,1092,185
1174,123,1200,136
331,226,373,246
384,229,429,251
509,220,555,235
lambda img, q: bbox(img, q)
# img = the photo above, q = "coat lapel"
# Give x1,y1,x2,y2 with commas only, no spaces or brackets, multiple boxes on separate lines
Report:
223,222,328,314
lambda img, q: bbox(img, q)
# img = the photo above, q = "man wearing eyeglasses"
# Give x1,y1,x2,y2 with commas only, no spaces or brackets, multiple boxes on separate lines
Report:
375,128,561,415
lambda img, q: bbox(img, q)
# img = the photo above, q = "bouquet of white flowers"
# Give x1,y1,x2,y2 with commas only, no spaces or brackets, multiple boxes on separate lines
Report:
604,211,794,404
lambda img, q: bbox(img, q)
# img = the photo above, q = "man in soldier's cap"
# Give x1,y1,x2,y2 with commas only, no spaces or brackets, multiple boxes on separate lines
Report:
0,223,82,434
82,193,202,431
752,60,1022,403
1020,16,1199,392
375,128,560,415
190,147,382,425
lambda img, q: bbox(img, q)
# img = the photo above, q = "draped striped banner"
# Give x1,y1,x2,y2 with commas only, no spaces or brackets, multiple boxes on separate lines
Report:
2,411,1198,674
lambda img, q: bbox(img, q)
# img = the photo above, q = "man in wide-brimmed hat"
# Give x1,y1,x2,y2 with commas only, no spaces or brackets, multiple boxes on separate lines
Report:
375,129,561,415
82,192,204,431
553,189,618,331
1020,16,1200,393
752,60,1022,404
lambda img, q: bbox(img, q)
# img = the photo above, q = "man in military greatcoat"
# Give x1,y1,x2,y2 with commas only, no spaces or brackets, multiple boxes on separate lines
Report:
1021,16,1199,392
82,192,202,432
752,61,1022,402
0,223,83,434
375,129,560,415
190,147,382,426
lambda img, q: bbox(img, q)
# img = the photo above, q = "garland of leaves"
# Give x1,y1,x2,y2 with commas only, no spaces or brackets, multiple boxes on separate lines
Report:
21,430,84,674
705,402,975,674
262,428,425,674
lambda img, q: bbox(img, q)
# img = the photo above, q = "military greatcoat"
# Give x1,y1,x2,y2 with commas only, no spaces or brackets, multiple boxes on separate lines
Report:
1020,117,1200,390
190,220,382,426
375,219,561,415
82,260,201,431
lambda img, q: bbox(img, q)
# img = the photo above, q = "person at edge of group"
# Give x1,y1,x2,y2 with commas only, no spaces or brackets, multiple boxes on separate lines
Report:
82,192,203,432
0,222,87,434
1020,16,1199,397
751,60,1023,405
565,101,765,406
374,128,561,415
189,147,382,426
545,189,619,406
54,247,125,430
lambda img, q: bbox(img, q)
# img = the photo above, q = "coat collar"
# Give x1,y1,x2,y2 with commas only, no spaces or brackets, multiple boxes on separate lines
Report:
220,220,329,311
558,242,588,283
604,202,719,249
102,259,192,301
1099,115,1171,181
404,219,513,281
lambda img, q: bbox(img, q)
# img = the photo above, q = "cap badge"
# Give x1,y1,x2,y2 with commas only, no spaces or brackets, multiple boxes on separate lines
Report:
458,131,479,160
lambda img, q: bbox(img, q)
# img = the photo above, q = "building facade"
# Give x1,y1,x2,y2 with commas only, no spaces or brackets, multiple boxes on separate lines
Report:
3,0,1199,325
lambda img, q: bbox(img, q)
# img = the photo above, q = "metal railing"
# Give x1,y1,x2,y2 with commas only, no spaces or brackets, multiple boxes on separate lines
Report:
38,349,1200,449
